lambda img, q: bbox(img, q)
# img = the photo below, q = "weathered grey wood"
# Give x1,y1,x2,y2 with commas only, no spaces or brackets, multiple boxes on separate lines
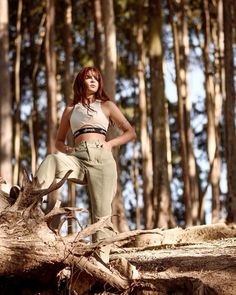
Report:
0,170,236,294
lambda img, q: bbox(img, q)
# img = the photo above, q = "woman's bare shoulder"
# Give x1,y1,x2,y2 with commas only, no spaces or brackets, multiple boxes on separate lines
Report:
101,100,117,116
62,104,74,117
102,100,117,109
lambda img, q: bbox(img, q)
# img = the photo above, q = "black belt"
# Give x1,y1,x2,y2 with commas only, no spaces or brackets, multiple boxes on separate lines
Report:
74,127,107,138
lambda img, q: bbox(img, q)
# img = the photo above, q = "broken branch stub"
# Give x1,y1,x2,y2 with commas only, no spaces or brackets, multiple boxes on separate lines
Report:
10,169,73,211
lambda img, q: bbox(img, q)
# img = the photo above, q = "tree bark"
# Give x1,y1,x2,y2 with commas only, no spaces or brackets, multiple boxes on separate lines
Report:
93,0,105,72
149,0,173,228
101,0,117,99
62,0,76,234
0,173,235,295
27,5,46,174
131,141,141,229
0,170,139,293
45,0,57,155
203,0,221,223
101,0,129,233
0,0,13,192
223,0,236,223
45,0,59,219
168,0,199,226
12,0,23,185
136,0,153,230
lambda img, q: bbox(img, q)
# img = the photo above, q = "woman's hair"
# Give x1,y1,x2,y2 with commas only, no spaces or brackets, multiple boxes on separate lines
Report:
72,66,111,106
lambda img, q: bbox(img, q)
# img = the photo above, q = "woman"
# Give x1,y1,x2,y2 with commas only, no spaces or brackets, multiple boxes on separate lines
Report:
36,66,136,261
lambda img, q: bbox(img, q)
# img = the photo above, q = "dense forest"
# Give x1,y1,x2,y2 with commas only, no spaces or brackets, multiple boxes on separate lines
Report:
0,0,236,232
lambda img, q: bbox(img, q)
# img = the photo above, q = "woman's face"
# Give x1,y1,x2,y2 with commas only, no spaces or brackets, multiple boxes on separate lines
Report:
84,71,99,95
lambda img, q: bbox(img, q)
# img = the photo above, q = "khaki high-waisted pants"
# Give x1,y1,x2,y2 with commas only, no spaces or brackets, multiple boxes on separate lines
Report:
36,140,117,242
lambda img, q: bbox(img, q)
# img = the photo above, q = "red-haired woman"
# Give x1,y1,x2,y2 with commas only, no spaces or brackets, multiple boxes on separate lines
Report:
36,66,136,262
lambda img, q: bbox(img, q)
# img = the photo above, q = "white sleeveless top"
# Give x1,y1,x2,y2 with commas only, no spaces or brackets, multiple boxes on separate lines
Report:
70,100,109,134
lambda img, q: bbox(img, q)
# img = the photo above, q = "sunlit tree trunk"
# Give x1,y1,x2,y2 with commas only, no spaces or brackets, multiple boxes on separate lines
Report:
149,0,173,229
101,0,129,232
223,0,236,223
93,0,104,72
101,0,116,99
165,101,173,185
63,0,73,105
212,1,223,223
203,0,220,223
168,0,199,226
13,0,23,185
45,0,57,154
0,0,13,191
45,0,58,219
63,0,76,234
136,0,153,229
131,142,141,229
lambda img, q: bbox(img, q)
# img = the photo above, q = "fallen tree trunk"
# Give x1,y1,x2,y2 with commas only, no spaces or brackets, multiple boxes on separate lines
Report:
0,171,236,294
0,170,140,294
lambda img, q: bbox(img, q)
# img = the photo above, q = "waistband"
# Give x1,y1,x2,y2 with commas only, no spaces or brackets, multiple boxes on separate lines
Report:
74,140,104,149
74,127,107,138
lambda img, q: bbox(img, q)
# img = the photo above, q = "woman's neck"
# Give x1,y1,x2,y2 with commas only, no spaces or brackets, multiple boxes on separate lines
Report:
85,94,96,104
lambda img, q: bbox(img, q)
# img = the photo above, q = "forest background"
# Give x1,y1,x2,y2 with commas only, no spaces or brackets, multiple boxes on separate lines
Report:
0,0,235,235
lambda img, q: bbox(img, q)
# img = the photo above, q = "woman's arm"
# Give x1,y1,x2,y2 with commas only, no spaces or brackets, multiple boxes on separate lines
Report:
55,106,74,154
103,101,136,149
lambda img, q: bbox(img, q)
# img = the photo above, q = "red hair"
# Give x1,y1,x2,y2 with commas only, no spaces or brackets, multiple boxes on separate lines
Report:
72,67,111,106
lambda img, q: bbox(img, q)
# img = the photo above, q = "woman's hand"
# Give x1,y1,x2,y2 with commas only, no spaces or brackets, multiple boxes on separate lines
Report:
65,145,75,154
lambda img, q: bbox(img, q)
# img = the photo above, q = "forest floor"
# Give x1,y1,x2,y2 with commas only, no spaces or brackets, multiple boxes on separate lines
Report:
107,225,236,295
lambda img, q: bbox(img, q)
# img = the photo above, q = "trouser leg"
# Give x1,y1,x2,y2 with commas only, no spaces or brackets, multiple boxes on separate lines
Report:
85,147,117,263
36,153,86,189
85,148,117,242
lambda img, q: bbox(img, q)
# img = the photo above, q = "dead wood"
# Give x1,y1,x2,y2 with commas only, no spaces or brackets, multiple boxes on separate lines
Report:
0,170,142,294
0,170,236,294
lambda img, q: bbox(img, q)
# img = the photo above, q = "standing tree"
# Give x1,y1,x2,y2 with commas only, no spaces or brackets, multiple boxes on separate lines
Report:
203,0,221,223
93,0,105,72
223,0,236,223
101,0,117,99
27,1,46,175
45,0,58,215
0,0,13,191
168,0,200,226
136,0,153,230
149,0,173,228
63,0,76,233
101,0,129,232
12,0,23,185
45,0,57,155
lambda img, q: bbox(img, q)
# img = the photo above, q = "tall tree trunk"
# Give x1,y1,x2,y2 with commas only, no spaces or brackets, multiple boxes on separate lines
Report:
93,0,104,72
223,0,236,223
63,0,73,105
168,0,199,226
0,0,13,191
203,0,220,223
101,0,129,232
63,0,76,234
149,0,173,229
136,0,153,229
101,0,117,99
45,0,57,154
212,1,223,223
28,5,46,174
13,0,23,185
45,0,58,217
131,142,141,229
